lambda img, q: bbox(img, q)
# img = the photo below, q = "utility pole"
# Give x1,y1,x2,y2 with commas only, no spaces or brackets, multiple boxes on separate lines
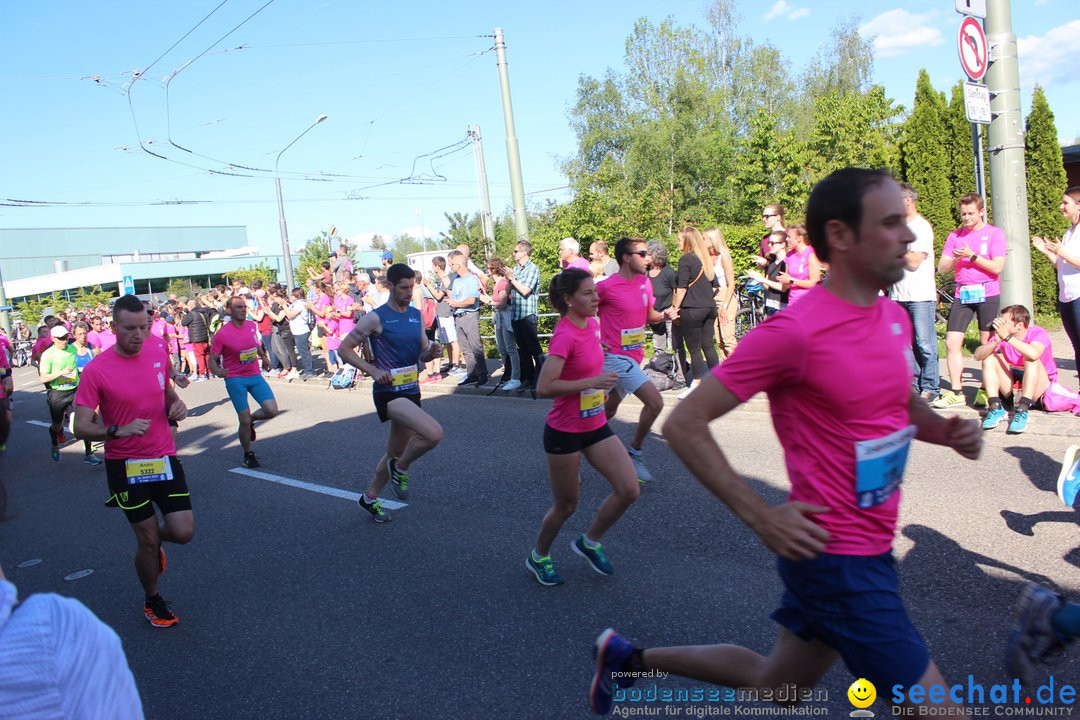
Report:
469,125,496,257
0,260,10,336
493,27,529,243
985,0,1032,310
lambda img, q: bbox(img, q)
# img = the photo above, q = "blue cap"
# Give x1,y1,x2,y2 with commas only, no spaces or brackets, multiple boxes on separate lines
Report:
381,251,394,261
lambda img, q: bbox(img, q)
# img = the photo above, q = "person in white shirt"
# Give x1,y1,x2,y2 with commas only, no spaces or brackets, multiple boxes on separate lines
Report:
889,182,940,400
1032,185,1080,370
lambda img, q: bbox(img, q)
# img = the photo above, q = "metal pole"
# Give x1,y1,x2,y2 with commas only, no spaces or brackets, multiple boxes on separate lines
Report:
275,114,328,291
0,260,10,336
971,123,986,202
493,28,530,243
985,0,1032,310
470,125,496,257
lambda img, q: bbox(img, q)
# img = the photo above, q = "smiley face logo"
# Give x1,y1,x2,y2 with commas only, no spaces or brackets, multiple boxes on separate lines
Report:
848,678,876,709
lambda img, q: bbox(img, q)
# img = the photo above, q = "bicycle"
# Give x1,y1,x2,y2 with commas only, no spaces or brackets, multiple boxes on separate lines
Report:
734,276,767,339
13,341,32,368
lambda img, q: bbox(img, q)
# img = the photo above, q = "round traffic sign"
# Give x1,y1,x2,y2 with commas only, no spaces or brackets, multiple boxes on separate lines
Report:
958,16,988,81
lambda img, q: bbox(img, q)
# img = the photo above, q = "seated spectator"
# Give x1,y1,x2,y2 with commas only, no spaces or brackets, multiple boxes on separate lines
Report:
975,304,1056,435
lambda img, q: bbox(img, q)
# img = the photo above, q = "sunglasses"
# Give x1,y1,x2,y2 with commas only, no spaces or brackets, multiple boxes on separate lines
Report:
626,250,648,258
762,214,778,219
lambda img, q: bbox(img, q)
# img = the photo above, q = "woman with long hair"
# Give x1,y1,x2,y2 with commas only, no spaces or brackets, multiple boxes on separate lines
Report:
527,268,640,586
672,226,719,398
778,224,821,305
704,228,737,361
1033,186,1080,367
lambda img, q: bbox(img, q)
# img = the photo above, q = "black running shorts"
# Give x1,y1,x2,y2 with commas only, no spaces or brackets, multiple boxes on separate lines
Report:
105,456,192,524
373,392,422,423
46,388,77,426
543,423,614,455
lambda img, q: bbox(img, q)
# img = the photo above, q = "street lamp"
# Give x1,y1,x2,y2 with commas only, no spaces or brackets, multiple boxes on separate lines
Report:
275,114,327,291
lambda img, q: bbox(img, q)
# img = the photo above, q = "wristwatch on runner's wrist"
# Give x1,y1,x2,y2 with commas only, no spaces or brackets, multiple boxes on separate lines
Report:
106,425,119,439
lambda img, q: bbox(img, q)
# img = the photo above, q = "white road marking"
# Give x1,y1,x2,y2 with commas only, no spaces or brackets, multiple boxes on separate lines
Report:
228,467,408,509
25,420,51,428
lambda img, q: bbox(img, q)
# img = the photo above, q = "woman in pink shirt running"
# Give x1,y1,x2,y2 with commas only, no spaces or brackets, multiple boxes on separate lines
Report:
526,268,641,587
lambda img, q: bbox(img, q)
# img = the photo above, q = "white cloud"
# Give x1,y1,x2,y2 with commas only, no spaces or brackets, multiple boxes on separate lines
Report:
1017,19,1080,88
763,1,809,23
859,9,944,58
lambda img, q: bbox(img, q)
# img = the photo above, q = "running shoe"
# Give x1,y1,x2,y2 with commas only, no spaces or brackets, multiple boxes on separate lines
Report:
243,451,260,469
1005,583,1067,686
590,628,638,715
930,390,965,408
419,374,441,384
83,453,104,466
388,457,410,500
1056,444,1080,509
144,595,180,628
50,446,60,462
358,494,392,523
572,535,614,575
921,390,938,402
192,375,207,383
286,368,300,381
626,447,653,484
974,388,989,408
526,551,564,586
1007,409,1029,434
982,406,1006,430
448,365,467,376
502,379,522,391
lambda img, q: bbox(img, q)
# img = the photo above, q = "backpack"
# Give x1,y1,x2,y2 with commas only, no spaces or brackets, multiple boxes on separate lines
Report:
647,351,674,375
1041,381,1080,414
644,367,675,392
421,298,437,329
329,365,357,390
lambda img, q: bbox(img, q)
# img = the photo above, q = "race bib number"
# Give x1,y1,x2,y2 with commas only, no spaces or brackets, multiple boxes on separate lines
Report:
854,425,915,509
390,365,418,391
959,283,986,305
579,388,605,418
620,327,645,351
239,347,259,363
765,297,781,310
125,457,174,485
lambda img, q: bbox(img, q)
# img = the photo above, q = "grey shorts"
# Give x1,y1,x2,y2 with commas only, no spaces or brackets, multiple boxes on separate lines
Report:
603,353,649,398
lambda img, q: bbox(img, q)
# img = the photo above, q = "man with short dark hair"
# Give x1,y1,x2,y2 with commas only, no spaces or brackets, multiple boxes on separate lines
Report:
589,169,983,716
74,294,193,628
975,304,1055,435
208,296,279,468
447,250,488,386
504,241,543,391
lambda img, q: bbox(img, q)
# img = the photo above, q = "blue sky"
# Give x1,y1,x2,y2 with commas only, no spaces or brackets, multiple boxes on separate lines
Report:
2,1,1077,257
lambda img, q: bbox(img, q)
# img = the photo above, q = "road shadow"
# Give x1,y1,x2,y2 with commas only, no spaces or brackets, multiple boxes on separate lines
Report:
1003,446,1059,494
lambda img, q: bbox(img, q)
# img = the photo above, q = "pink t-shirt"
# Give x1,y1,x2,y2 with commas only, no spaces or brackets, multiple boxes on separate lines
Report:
334,296,356,337
315,293,333,318
176,325,192,351
95,329,117,353
942,224,1007,297
597,272,654,364
562,257,592,273
321,318,342,351
1000,325,1057,382
75,345,177,460
150,318,168,338
714,286,914,556
785,246,816,305
545,316,607,433
210,320,262,378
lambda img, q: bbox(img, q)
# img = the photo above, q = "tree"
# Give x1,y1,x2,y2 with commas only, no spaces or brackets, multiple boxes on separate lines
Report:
899,70,953,256
805,86,902,179
225,261,277,288
1025,85,1069,315
944,82,977,225
71,285,116,310
369,234,388,252
731,110,810,222
296,233,333,284
15,291,65,327
165,278,203,298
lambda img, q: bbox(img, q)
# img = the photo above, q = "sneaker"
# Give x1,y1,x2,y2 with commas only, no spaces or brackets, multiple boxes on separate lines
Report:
51,446,60,462
921,389,938,402
1005,583,1067,685
1008,409,1029,434
572,535,614,575
1056,445,1080,509
83,453,104,466
286,368,300,381
457,375,479,386
243,451,260,469
358,494,392,523
144,594,180,628
982,406,1006,430
388,457,410,500
57,429,66,444
448,365,467,376
974,388,989,408
931,390,965,408
502,379,522,391
192,375,207,382
590,628,638,715
526,551,565,586
419,374,439,384
626,447,653,484
676,381,699,400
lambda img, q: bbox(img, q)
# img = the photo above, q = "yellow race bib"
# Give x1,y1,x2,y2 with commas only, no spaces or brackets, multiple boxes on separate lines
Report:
579,388,605,418
620,327,645,351
124,457,173,485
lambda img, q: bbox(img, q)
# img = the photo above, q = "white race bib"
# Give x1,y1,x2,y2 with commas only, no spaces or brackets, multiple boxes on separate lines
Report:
854,425,915,508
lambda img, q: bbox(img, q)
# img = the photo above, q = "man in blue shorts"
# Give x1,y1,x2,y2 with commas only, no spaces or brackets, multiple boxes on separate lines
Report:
208,296,279,469
339,263,444,523
588,169,984,715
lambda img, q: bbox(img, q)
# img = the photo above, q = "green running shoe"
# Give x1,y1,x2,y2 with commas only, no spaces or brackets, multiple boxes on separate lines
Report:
572,535,614,575
974,388,988,408
526,551,564,586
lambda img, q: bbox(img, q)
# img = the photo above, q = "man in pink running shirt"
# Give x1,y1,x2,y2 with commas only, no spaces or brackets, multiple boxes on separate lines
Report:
587,169,984,716
73,294,193,628
209,296,279,469
596,236,676,484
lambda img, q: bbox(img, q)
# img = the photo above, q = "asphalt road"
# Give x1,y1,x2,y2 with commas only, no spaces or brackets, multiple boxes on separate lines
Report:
1,365,1077,719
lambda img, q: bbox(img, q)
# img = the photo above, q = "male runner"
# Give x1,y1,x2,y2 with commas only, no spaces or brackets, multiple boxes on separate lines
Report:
588,169,984,715
208,296,279,469
39,324,100,464
73,294,193,627
338,263,444,523
596,237,674,483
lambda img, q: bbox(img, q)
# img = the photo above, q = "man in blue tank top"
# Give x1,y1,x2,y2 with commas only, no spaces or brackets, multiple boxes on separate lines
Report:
339,263,445,523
